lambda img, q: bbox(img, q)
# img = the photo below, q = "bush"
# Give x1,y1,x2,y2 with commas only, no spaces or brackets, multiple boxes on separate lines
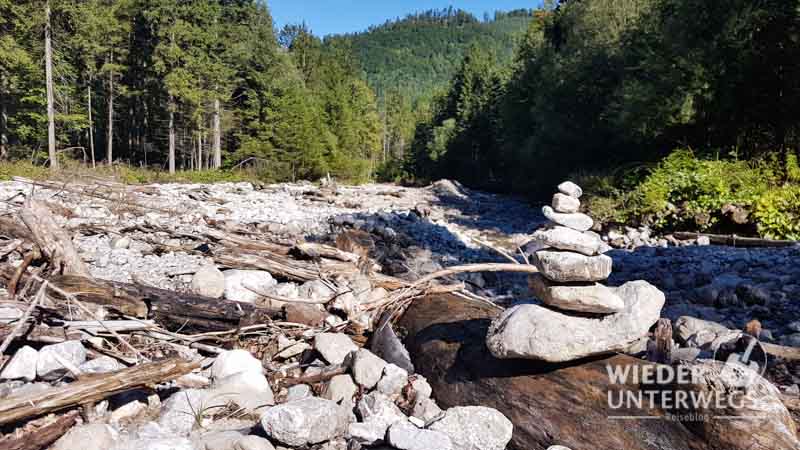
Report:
582,148,800,239
753,185,800,240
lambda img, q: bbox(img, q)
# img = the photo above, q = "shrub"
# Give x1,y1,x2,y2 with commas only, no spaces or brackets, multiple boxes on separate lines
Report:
753,185,800,240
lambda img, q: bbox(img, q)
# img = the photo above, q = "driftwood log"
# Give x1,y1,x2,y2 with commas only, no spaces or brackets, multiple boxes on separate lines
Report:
0,411,79,450
0,357,199,426
673,231,796,248
19,199,89,277
398,294,709,450
0,268,281,331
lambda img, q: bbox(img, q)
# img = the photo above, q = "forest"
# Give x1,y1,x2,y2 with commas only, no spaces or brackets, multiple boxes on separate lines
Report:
1,0,382,182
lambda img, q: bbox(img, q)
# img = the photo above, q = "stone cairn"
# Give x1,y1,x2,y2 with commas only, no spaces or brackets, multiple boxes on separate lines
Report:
487,181,666,363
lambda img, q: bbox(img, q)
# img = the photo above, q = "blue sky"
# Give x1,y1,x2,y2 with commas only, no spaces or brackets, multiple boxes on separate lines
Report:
269,1,540,37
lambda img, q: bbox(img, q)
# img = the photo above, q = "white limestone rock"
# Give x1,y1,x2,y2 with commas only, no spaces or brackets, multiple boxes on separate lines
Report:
528,273,624,314
387,422,453,450
0,346,38,381
542,206,593,232
428,406,513,450
223,270,277,303
211,349,263,380
557,181,583,198
37,341,87,380
260,398,349,447
552,193,580,213
533,249,613,283
191,265,225,299
352,348,388,389
530,226,606,256
314,332,358,365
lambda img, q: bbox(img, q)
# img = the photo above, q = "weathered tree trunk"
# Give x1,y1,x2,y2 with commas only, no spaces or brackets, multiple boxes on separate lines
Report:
398,294,710,450
213,99,221,169
0,358,199,426
1,75,8,160
168,97,176,174
87,83,95,168
106,51,114,165
0,410,79,450
19,199,90,277
45,0,58,171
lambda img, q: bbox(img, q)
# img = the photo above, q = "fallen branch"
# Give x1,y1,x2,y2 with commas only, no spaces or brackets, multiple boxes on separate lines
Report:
0,357,199,426
0,410,80,450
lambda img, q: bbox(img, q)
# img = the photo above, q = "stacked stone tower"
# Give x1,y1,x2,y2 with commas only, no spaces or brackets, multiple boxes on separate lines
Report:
487,181,666,363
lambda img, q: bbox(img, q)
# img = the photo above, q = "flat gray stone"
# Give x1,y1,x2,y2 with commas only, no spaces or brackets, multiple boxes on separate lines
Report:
557,181,583,198
0,346,38,381
314,332,358,365
530,226,605,256
487,280,665,362
352,348,387,389
260,398,349,447
387,422,453,450
191,265,225,299
528,273,624,314
552,193,580,213
542,206,593,231
533,249,612,283
37,341,87,380
428,406,513,450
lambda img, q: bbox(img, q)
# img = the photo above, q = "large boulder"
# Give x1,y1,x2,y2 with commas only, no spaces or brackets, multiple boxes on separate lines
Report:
37,341,87,380
399,293,707,450
487,280,664,362
530,226,606,256
528,274,624,314
533,250,612,283
666,360,800,450
260,398,349,447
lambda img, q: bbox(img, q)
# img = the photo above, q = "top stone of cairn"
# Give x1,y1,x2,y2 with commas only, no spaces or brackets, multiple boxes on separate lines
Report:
558,181,583,198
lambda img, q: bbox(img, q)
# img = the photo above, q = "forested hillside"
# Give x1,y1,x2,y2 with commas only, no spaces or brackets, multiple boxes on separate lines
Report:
0,0,381,181
410,0,800,192
329,8,534,104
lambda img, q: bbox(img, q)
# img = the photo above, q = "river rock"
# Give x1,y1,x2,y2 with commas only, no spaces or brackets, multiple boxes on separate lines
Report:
387,422,453,450
159,389,212,435
314,332,358,365
377,363,408,398
80,355,123,374
350,392,408,445
487,280,665,362
211,349,263,380
529,273,624,314
213,370,275,412
0,345,38,381
322,374,357,405
667,360,800,450
223,270,277,303
352,348,388,389
260,398,349,447
191,265,225,298
552,193,580,213
557,181,583,198
428,406,513,450
673,316,738,349
533,250,613,283
399,293,711,450
234,436,276,450
37,341,87,380
542,206,593,232
52,423,118,450
531,226,606,256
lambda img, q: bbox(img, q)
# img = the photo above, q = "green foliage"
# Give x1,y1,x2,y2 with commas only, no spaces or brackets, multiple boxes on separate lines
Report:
754,185,800,240
406,0,800,197
581,149,800,239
